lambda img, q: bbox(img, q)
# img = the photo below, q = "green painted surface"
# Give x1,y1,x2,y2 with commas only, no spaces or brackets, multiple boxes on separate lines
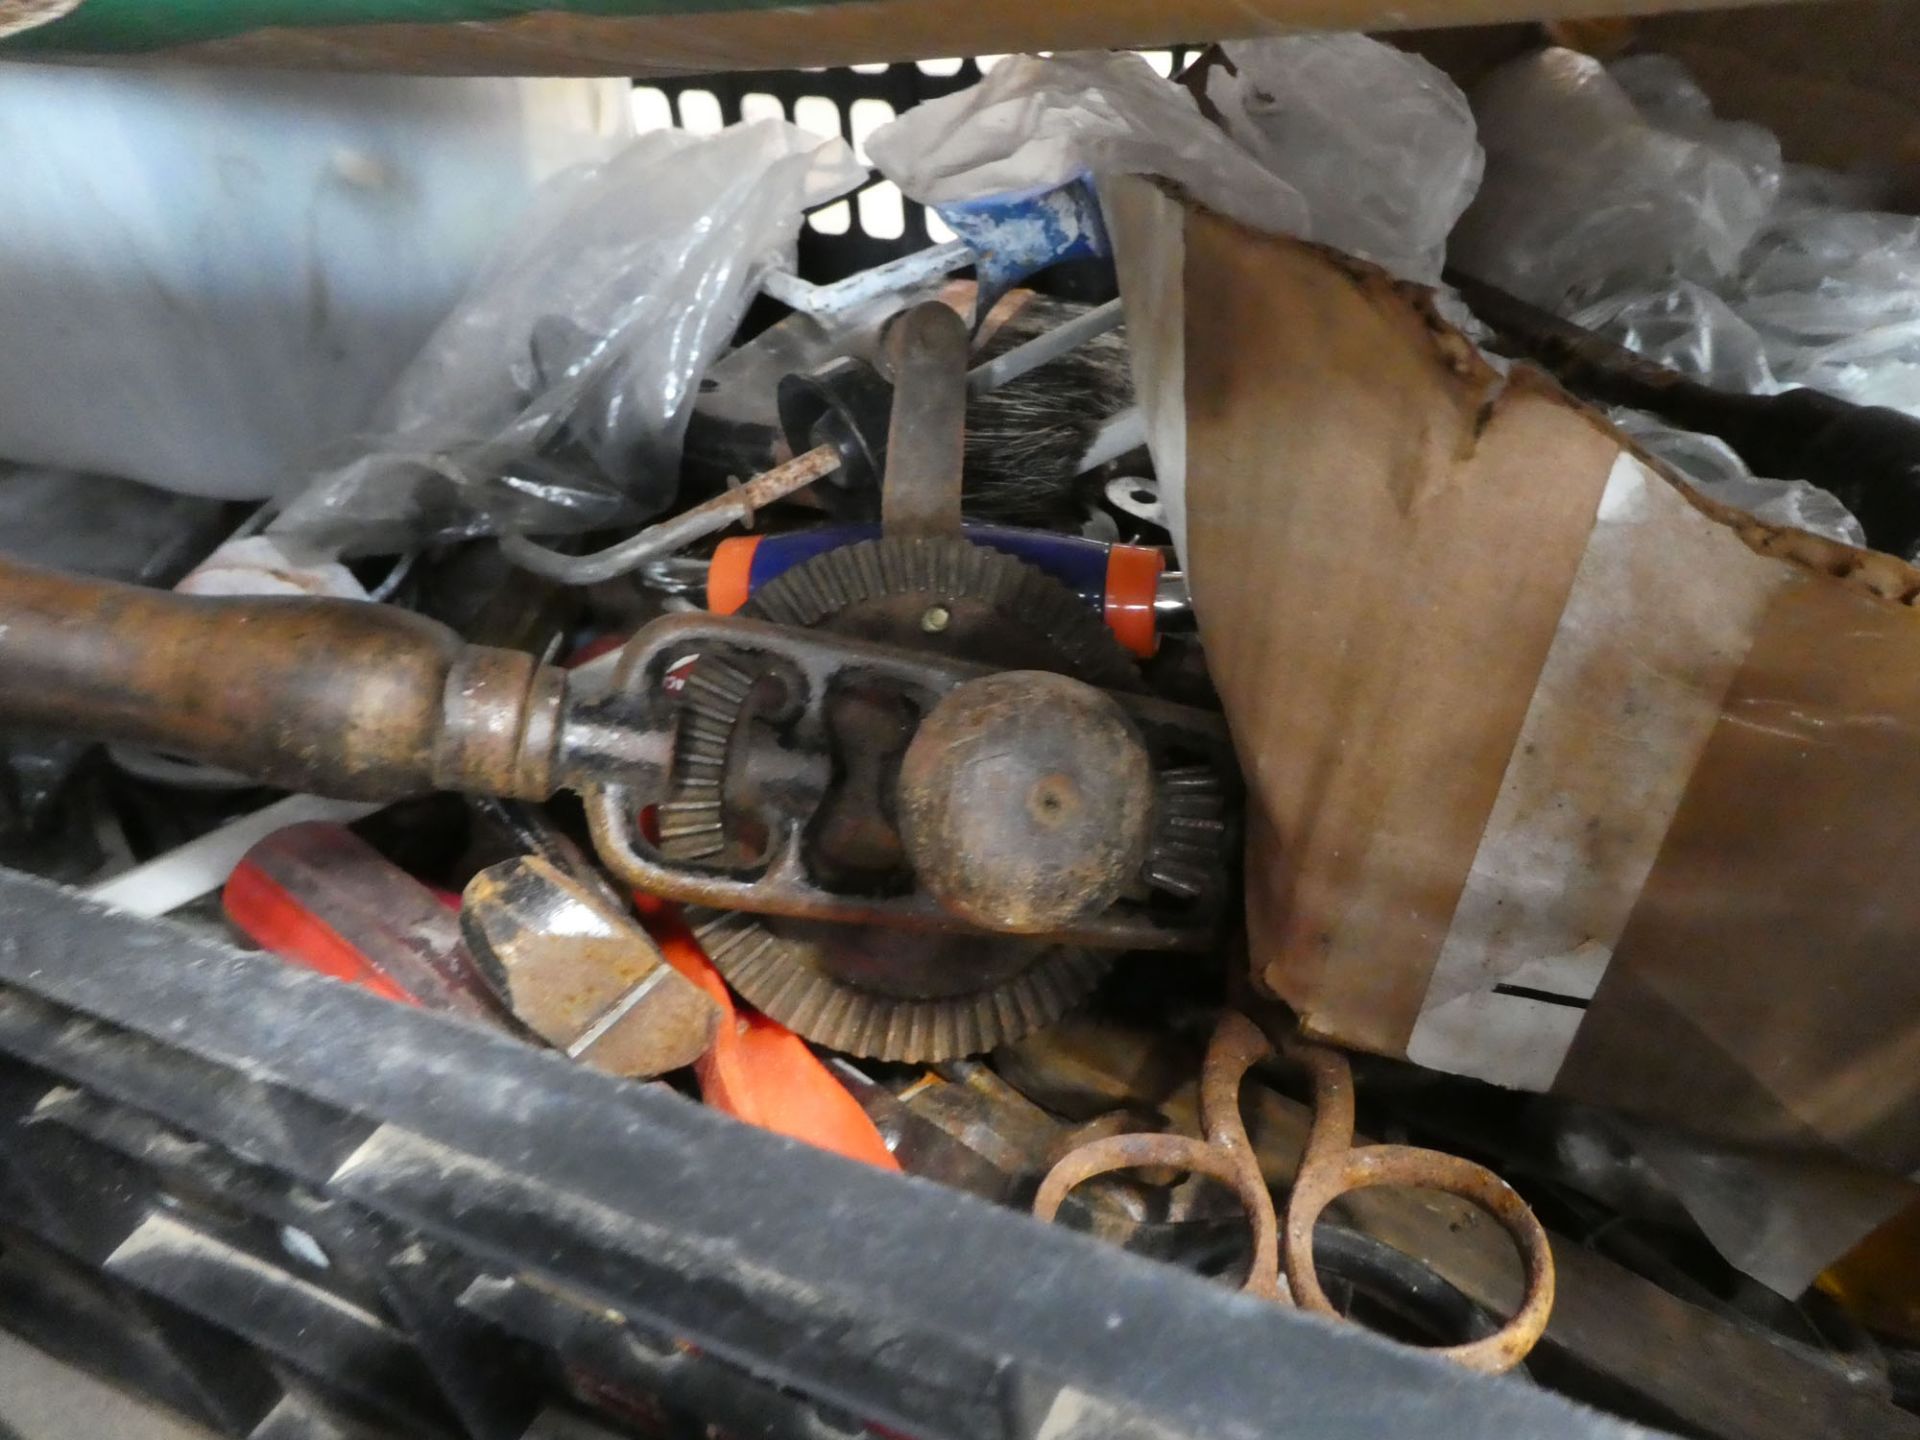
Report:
1,0,856,54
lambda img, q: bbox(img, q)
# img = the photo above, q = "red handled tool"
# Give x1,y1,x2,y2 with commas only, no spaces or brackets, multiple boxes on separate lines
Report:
224,822,500,1019
631,890,899,1172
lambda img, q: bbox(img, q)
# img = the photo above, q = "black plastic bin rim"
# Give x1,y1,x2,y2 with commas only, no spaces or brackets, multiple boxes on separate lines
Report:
0,867,1653,1440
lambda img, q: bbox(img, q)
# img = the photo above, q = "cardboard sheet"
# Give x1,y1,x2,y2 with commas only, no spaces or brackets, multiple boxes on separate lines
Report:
1109,177,1920,1182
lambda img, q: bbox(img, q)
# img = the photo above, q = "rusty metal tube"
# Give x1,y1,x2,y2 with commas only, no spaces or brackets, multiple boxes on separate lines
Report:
0,556,564,802
499,442,842,587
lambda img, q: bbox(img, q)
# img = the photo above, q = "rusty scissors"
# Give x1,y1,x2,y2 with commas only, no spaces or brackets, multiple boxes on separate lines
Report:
1032,1011,1556,1374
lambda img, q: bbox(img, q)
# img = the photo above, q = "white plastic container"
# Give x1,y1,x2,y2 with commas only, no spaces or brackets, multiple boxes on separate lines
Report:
0,65,629,498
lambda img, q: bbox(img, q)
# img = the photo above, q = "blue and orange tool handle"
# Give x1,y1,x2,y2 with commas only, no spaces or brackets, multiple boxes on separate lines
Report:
706,524,1165,659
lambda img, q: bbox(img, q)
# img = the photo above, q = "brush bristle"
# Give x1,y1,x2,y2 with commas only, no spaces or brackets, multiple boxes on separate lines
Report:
962,298,1135,528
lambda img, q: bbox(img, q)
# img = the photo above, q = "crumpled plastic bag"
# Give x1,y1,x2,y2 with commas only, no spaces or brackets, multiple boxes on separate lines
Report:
1608,52,1784,204
1601,57,1920,414
271,121,863,557
1571,280,1776,393
870,45,1482,285
1452,47,1780,310
1736,206,1920,415
0,68,628,502
868,51,1313,241
0,465,225,585
1459,47,1920,420
1203,34,1483,283
1612,407,1866,547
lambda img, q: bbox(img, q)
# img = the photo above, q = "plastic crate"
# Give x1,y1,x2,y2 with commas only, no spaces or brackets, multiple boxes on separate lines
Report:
635,56,1200,282
0,865,1632,1440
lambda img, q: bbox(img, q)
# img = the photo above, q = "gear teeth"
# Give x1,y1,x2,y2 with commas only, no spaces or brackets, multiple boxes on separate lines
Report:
853,538,884,599
662,656,776,865
1143,764,1234,901
697,915,1115,1063
744,536,1141,693
883,1007,911,1060
713,535,1143,1059
1158,765,1218,790
989,987,1019,1043
1144,859,1208,900
685,657,755,710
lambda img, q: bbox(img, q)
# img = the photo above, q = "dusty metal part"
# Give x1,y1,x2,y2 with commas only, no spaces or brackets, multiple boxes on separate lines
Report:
914,1061,1075,1175
0,555,570,802
825,1059,1018,1200
634,555,710,597
0,553,1229,948
499,443,842,587
1006,1016,1920,1440
1153,572,1194,630
1033,1012,1557,1376
992,1015,1193,1123
762,239,975,319
853,1060,1204,1238
433,646,566,801
806,679,919,892
691,906,1110,1063
833,1056,1161,1215
468,795,627,910
1106,474,1165,528
563,587,1232,1060
717,534,1162,1050
897,670,1155,934
577,613,1228,949
459,856,720,1079
879,302,969,541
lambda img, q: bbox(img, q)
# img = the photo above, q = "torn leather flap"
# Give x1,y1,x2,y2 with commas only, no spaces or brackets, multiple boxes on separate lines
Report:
1109,177,1920,1177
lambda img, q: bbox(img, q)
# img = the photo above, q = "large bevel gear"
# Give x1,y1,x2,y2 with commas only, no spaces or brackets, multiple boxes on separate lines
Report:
684,535,1140,1061
744,535,1143,692
689,908,1114,1063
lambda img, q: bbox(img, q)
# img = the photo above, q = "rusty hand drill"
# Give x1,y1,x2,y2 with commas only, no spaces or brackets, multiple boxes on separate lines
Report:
0,305,1233,953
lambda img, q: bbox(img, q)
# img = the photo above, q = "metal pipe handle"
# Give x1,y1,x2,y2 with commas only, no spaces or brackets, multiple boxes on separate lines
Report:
0,556,565,802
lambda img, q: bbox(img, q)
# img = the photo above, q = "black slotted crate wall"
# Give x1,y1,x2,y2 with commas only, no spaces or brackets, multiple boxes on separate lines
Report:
639,55,1198,281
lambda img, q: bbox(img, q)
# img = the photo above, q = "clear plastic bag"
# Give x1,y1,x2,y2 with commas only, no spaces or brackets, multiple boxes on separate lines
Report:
1459,44,1920,513
1459,47,1920,417
0,67,626,501
1735,207,1920,415
867,51,1314,240
1611,407,1866,547
271,121,863,557
1452,47,1779,310
1203,34,1483,284
1570,280,1776,393
0,465,226,585
1608,53,1784,205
